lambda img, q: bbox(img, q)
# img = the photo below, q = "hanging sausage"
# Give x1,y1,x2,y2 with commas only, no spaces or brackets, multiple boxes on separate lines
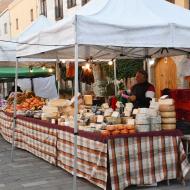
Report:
66,62,75,79
80,64,94,85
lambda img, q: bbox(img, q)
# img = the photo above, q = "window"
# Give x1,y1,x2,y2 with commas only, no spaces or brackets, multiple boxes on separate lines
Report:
67,0,76,9
81,0,90,6
30,9,34,22
4,23,7,34
40,0,47,16
55,0,63,20
16,18,19,30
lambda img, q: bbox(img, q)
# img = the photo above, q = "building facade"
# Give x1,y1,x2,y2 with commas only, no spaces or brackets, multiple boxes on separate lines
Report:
39,0,90,22
0,9,11,40
8,0,39,38
174,0,189,9
0,0,14,40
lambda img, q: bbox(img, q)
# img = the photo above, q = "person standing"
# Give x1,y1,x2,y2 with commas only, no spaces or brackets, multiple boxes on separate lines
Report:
128,70,155,108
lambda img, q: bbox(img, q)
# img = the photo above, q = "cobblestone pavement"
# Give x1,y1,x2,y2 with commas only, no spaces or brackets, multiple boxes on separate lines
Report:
0,135,189,190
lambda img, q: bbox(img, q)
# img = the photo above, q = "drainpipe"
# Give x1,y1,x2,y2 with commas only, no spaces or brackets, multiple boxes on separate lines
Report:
36,0,40,17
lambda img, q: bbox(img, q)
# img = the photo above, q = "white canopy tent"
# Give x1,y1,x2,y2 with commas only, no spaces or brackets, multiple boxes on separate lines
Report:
0,15,55,64
18,15,54,43
16,0,190,189
17,0,190,60
0,42,16,63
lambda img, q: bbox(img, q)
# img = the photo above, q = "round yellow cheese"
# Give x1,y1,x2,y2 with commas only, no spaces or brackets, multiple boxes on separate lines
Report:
159,105,175,112
162,124,176,130
160,112,176,118
84,95,93,105
162,117,176,124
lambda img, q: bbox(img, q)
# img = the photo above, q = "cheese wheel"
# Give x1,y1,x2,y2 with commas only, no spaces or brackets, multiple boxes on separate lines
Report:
162,117,176,124
117,125,125,130
101,130,110,136
120,129,129,134
136,124,150,132
127,125,135,130
84,95,93,105
106,125,115,131
129,129,136,134
162,124,176,130
159,105,175,112
112,130,120,135
158,98,174,105
161,112,176,118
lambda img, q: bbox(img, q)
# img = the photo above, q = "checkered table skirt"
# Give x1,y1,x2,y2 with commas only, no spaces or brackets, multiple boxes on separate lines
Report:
0,111,107,189
0,111,57,164
0,111,189,190
108,136,190,190
57,130,107,189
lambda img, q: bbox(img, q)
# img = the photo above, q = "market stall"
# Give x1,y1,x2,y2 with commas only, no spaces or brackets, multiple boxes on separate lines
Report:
8,0,190,189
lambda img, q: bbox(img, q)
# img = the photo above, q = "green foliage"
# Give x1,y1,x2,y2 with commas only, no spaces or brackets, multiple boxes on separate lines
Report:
102,59,143,80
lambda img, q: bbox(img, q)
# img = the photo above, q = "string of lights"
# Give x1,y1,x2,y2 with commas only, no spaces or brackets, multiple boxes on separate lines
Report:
0,39,67,47
0,39,117,66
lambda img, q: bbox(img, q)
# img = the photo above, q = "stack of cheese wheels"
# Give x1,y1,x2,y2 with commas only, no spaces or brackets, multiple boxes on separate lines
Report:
159,98,176,130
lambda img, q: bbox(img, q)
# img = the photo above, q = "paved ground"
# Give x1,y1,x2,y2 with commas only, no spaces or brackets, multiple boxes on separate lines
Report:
0,135,190,190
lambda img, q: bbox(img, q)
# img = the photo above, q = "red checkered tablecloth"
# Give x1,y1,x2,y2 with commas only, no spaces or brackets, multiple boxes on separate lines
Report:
0,111,57,164
0,111,189,190
108,136,190,190
57,130,107,190
0,111,107,190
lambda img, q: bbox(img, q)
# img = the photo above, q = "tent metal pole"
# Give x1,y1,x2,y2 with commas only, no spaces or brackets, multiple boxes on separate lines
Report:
58,81,60,98
73,43,79,190
114,59,117,96
11,57,19,162
73,15,79,190
56,58,60,97
56,64,60,98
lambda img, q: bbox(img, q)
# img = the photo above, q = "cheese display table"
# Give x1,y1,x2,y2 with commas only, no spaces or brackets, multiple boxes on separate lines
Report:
0,111,189,190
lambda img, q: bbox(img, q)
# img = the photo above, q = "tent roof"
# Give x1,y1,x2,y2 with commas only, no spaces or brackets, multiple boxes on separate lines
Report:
0,41,16,62
0,15,54,63
16,0,190,59
17,15,54,42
